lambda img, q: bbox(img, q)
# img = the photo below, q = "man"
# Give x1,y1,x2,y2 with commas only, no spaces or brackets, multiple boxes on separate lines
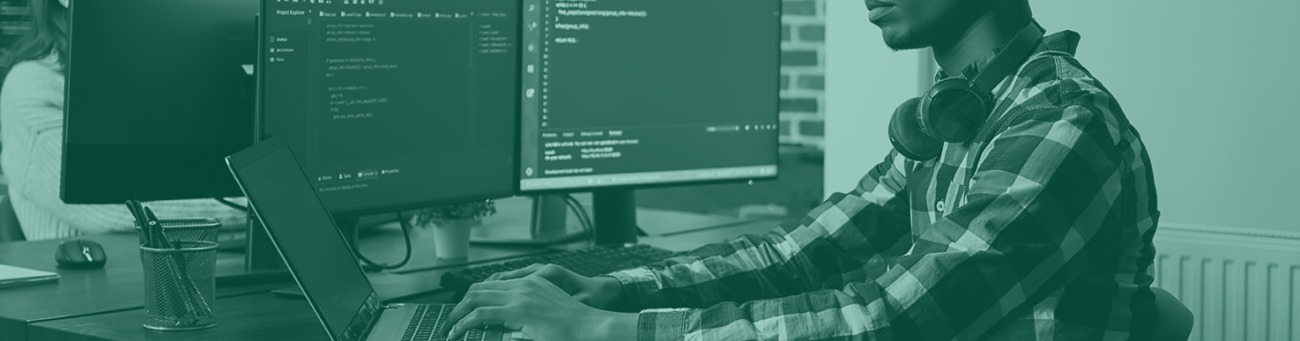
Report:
447,0,1159,339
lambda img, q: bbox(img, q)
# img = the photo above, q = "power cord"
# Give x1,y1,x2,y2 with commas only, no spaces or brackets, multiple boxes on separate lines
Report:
561,194,595,245
353,211,413,271
213,197,249,212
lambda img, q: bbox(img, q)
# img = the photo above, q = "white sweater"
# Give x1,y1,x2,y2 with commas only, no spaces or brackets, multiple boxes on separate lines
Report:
0,54,247,240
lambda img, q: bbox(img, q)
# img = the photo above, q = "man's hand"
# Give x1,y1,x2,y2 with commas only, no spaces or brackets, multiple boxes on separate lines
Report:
446,275,637,341
486,263,630,312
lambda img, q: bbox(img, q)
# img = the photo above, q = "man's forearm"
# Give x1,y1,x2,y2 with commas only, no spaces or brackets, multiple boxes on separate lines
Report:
596,275,636,312
602,152,913,312
593,312,639,340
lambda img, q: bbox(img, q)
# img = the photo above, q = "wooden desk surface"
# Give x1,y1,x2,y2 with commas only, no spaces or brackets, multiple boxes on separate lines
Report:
0,231,552,341
29,292,331,341
21,219,781,341
0,234,284,341
27,289,470,341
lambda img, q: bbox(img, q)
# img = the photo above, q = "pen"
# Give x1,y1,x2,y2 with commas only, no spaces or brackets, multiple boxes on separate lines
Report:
135,201,154,248
143,205,212,322
125,200,151,247
139,202,157,248
143,206,173,249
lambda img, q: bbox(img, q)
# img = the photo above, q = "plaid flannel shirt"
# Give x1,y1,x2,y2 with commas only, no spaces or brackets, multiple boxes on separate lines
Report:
606,30,1160,341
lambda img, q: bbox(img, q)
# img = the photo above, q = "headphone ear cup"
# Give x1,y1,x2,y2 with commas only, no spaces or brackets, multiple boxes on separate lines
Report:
921,79,988,143
889,97,943,160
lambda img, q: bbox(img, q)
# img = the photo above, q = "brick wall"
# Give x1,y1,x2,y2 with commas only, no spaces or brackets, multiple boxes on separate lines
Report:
779,0,825,150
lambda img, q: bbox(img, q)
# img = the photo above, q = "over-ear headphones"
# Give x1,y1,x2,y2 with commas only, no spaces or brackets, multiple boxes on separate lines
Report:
888,19,1046,160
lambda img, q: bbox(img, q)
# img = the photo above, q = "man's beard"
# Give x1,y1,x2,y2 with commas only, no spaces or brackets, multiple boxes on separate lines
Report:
881,25,935,51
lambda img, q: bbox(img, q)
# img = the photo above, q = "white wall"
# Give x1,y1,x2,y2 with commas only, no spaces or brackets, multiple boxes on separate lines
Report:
826,1,1300,233
824,0,928,195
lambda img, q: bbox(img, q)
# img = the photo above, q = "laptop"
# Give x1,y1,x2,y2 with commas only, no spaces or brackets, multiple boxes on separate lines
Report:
226,138,513,341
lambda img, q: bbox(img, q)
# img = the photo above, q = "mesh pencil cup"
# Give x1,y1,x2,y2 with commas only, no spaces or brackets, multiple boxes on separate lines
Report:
135,218,221,246
140,241,219,330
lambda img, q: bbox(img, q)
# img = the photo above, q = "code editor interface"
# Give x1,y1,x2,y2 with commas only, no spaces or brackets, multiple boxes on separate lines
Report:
262,0,518,213
518,0,781,191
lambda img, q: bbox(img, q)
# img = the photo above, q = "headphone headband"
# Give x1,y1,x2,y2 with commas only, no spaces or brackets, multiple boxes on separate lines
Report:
970,19,1045,94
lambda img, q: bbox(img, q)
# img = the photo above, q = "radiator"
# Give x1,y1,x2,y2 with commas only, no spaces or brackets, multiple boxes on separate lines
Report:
1153,223,1300,341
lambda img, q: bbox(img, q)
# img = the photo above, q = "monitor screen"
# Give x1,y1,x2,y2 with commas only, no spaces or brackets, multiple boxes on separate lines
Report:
227,141,374,340
517,0,781,192
260,0,520,215
62,0,258,203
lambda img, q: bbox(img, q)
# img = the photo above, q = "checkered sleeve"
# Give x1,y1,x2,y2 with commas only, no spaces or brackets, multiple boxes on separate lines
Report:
606,150,914,311
629,82,1127,340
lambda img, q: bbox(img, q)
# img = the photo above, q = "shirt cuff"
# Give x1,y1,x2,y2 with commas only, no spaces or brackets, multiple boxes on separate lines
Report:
604,267,666,309
636,308,692,341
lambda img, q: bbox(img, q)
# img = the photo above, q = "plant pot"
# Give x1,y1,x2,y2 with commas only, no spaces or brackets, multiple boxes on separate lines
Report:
432,219,476,260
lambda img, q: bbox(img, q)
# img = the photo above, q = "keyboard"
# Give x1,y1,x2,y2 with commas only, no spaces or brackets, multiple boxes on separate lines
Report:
402,304,486,341
440,244,677,294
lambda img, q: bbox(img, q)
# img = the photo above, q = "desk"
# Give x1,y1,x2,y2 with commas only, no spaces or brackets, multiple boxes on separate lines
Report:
0,234,285,341
9,213,781,341
29,292,330,341
25,291,468,341
0,233,548,341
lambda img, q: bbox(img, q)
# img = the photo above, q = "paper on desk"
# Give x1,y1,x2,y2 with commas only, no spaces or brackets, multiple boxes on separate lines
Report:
0,263,59,289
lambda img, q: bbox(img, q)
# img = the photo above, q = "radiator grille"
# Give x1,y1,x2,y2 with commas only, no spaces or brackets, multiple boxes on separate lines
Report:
1153,224,1300,341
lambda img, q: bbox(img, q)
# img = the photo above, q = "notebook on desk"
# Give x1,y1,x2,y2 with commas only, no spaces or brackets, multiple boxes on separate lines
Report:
0,264,59,290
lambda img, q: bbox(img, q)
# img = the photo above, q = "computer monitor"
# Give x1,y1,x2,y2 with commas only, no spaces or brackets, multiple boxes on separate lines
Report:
62,0,259,204
258,0,520,217
516,0,782,244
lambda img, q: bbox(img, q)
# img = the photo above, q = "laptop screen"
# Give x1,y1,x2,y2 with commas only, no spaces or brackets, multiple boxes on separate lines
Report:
231,145,375,340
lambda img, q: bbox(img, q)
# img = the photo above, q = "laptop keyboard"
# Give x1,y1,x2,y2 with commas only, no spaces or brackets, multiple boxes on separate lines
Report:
402,304,487,341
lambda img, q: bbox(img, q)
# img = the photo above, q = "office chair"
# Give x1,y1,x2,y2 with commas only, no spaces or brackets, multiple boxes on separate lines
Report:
1133,286,1194,341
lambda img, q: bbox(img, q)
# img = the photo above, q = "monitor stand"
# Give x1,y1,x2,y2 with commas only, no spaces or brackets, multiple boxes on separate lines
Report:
591,189,640,245
546,190,643,253
215,211,292,287
471,191,646,247
243,212,285,271
468,195,589,246
271,215,372,299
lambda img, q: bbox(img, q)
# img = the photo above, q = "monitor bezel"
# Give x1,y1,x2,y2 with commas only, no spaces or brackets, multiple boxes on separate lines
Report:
255,0,525,218
516,171,781,195
61,0,258,204
513,2,784,195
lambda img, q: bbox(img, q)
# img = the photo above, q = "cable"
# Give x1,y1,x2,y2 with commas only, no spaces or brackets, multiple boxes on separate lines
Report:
563,196,592,245
561,195,591,232
352,211,413,271
213,197,248,212
562,194,594,245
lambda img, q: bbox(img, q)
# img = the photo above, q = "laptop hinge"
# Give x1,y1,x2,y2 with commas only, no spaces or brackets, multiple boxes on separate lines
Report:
341,293,382,341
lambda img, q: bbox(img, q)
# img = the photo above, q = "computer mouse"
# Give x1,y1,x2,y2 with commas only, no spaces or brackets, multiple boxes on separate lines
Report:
55,239,107,269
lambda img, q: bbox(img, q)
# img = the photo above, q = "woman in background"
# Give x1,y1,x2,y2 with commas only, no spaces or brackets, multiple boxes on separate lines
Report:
0,0,246,240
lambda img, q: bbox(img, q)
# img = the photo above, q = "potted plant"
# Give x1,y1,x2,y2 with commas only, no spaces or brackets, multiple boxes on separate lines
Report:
409,199,497,259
